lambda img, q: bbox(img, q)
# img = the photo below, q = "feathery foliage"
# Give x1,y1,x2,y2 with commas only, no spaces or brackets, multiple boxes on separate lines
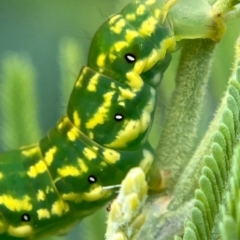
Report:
106,168,148,240
0,54,41,150
0,0,240,240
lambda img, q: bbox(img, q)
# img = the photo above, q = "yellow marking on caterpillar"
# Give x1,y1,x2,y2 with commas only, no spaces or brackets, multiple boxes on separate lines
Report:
111,82,116,89
45,186,54,194
21,146,39,157
109,14,121,25
144,49,159,71
146,0,156,5
125,29,139,43
83,147,98,160
62,192,83,203
109,53,117,62
27,160,47,178
140,110,152,133
51,200,69,216
134,59,148,74
67,127,80,141
83,185,109,201
112,41,128,52
118,101,125,107
154,9,161,19
75,67,87,88
125,13,136,21
37,190,46,201
0,221,7,234
143,37,176,72
57,116,68,130
8,225,33,238
37,208,51,219
140,149,154,173
98,68,104,74
118,87,136,100
138,16,158,37
126,71,144,90
87,73,99,92
140,92,155,133
136,4,146,15
0,195,32,211
86,91,114,129
141,102,154,132
89,131,94,139
73,111,81,128
97,53,106,67
106,120,141,148
45,146,57,166
110,18,126,34
57,165,81,177
100,161,107,168
158,36,176,59
103,149,120,164
57,121,64,129
0,172,3,180
78,159,88,172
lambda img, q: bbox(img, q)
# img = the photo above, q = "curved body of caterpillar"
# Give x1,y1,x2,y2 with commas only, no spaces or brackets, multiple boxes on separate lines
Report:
0,0,176,239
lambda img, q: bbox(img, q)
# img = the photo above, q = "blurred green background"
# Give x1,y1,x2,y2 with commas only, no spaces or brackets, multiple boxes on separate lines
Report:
0,1,239,240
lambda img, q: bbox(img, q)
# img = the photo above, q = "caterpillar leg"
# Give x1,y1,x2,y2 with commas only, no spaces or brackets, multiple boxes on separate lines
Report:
141,53,172,87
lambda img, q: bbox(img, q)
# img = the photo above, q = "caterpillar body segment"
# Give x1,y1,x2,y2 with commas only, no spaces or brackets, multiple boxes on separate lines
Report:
87,0,176,86
67,66,157,149
0,117,154,239
0,1,178,239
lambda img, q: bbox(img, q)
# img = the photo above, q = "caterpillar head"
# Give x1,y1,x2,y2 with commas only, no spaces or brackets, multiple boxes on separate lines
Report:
87,8,175,89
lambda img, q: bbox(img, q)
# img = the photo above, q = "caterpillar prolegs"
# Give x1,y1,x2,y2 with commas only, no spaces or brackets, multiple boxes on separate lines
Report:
0,0,177,239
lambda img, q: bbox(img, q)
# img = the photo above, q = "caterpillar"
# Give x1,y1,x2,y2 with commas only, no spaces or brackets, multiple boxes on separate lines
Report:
0,0,177,239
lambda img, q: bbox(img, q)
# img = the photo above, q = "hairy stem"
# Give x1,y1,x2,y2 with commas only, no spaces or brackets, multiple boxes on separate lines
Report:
149,39,216,191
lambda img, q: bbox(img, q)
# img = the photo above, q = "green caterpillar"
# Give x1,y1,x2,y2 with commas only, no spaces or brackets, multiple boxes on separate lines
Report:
0,0,177,239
